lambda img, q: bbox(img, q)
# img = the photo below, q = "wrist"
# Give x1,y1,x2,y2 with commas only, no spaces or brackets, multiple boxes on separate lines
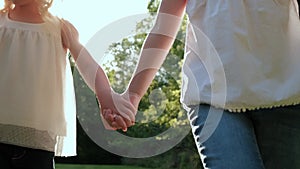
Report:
128,92,142,111
96,87,113,105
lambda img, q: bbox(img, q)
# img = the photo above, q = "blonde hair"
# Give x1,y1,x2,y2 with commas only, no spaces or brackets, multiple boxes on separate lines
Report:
1,0,53,15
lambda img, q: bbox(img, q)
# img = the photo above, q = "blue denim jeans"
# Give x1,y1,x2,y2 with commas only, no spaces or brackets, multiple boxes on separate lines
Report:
188,104,300,169
0,143,55,169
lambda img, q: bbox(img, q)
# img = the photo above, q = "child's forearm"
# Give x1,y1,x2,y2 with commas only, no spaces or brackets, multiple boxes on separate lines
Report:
69,44,136,129
127,1,185,98
127,33,173,98
69,43,112,100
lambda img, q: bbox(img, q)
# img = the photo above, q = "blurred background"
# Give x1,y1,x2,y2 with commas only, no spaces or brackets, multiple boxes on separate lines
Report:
51,0,201,169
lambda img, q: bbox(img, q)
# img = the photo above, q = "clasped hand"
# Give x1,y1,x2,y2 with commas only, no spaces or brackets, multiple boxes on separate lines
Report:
60,19,140,132
100,90,140,132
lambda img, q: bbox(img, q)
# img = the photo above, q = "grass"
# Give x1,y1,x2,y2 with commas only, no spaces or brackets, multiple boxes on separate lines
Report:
55,164,151,169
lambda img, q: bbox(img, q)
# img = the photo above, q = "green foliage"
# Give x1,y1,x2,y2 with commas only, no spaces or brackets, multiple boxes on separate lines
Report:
147,0,160,13
102,1,203,169
56,68,122,165
69,1,203,168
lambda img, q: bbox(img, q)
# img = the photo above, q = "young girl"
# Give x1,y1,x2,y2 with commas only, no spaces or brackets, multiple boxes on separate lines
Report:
105,0,300,168
0,0,135,168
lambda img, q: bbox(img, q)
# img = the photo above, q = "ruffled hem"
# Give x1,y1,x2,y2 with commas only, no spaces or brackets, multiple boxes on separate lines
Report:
214,101,300,113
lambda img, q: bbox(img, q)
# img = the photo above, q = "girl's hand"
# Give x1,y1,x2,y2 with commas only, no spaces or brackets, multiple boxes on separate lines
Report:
102,91,141,131
101,109,132,131
99,90,137,131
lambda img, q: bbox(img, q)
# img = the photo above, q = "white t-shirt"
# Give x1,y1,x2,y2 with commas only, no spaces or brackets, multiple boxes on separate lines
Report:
0,12,76,156
181,0,300,112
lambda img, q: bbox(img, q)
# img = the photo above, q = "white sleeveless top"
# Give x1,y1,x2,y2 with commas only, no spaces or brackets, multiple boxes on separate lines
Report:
0,12,76,156
181,0,300,112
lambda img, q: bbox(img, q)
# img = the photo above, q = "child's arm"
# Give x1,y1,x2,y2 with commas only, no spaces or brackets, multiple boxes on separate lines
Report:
125,0,187,110
60,20,135,131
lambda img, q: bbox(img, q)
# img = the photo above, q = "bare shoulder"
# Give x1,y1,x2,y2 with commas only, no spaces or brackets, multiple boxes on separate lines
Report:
60,18,80,51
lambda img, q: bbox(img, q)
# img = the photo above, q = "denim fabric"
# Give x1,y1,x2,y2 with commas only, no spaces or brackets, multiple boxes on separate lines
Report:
0,143,55,169
188,104,300,169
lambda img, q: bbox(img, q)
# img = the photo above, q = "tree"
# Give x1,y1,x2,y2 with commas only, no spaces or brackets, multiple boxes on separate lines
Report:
103,1,202,168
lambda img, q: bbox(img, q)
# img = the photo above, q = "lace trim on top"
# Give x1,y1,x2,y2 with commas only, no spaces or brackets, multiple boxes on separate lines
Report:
219,101,300,113
0,124,56,152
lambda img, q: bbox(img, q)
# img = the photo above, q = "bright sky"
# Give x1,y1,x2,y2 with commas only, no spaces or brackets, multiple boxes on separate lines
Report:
51,0,149,44
0,0,150,44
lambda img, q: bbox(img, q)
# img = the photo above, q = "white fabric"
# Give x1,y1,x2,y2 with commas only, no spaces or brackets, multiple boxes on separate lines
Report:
0,12,76,156
181,0,300,111
55,56,77,156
